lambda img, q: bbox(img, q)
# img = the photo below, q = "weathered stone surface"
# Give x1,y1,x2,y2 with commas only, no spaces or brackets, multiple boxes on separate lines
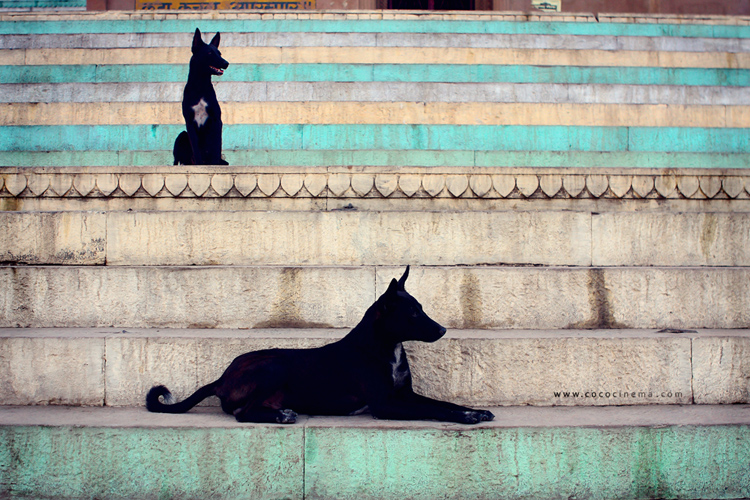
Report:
0,333,104,405
693,332,750,404
106,211,591,267
379,266,750,330
378,266,596,330
4,328,744,407
406,330,693,406
0,266,374,329
9,80,750,105
0,211,105,265
3,266,748,330
0,407,303,500
1,404,748,500
4,210,748,267
106,334,202,408
603,267,750,329
592,212,750,266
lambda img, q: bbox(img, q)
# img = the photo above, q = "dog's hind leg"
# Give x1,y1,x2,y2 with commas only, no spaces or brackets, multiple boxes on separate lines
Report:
215,350,298,423
234,405,298,424
230,383,297,424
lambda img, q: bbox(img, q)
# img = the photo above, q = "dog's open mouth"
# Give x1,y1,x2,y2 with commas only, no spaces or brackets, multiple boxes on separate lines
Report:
210,66,225,76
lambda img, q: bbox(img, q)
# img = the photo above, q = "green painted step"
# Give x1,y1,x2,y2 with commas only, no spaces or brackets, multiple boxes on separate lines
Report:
0,405,748,500
2,18,750,38
3,64,748,86
3,149,750,168
3,125,749,153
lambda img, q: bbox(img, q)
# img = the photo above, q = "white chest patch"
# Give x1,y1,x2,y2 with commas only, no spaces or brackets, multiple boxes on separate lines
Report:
192,98,209,128
391,344,409,388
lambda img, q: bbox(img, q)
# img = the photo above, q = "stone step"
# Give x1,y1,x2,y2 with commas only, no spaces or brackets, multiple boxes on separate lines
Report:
8,102,750,128
4,31,749,51
6,81,750,105
0,404,748,500
18,45,748,67
2,209,749,267
2,16,748,169
1,327,747,407
2,265,749,330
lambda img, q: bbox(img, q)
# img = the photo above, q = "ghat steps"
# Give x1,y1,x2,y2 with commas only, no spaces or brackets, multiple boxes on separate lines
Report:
1,10,750,168
1,10,750,499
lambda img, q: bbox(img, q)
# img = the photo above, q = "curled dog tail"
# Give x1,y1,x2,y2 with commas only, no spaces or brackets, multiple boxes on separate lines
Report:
146,382,217,413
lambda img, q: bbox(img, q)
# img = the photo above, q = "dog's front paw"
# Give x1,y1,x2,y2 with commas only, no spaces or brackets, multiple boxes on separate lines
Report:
458,411,483,424
277,409,298,424
456,410,494,424
478,410,495,421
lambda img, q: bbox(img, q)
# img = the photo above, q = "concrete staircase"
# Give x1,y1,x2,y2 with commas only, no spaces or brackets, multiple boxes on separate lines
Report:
1,9,750,499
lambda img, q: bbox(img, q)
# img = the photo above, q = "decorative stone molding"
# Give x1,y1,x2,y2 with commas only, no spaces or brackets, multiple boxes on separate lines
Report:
1,167,748,201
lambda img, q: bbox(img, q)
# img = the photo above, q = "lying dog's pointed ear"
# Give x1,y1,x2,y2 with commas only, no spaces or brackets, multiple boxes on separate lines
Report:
385,278,399,298
397,265,410,290
192,28,204,53
210,32,221,48
376,278,400,314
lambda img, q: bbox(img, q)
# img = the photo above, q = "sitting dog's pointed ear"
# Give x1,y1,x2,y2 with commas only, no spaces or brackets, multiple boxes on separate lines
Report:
192,28,204,53
210,32,221,48
397,265,410,290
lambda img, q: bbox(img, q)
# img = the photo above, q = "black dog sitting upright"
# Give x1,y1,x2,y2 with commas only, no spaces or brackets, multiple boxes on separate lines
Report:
147,267,494,425
173,28,229,165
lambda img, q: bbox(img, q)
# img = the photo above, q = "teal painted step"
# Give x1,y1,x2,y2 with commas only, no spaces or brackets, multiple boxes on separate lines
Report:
0,410,302,499
2,125,749,154
4,64,748,86
1,19,750,38
4,150,750,168
1,405,748,500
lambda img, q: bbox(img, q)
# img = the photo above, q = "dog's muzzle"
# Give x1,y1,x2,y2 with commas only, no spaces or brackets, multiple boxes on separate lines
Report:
210,66,225,76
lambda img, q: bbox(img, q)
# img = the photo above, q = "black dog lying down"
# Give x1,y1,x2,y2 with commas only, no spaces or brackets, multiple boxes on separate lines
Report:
147,267,494,424
173,28,229,165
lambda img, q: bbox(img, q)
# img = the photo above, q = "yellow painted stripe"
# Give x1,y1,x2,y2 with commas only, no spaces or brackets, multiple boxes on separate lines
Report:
2,47,749,69
4,102,749,127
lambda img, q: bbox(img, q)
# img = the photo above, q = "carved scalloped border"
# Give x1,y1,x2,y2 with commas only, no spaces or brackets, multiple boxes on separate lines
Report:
1,171,748,200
